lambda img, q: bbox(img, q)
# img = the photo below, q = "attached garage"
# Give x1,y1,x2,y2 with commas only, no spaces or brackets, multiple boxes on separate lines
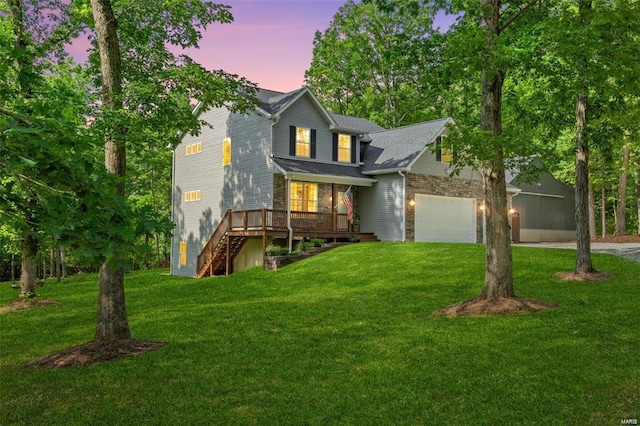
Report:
414,194,477,243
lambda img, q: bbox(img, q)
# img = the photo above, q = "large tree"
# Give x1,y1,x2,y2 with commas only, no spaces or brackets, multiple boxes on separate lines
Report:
305,0,441,128
1,0,89,298
80,0,257,343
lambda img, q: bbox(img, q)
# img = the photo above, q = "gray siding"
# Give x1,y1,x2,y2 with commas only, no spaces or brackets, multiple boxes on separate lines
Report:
273,93,360,165
410,148,481,181
511,173,576,231
171,107,273,277
358,174,405,242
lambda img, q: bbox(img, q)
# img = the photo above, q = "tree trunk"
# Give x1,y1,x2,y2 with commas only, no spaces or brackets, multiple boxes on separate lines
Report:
20,234,38,298
478,0,514,300
615,142,630,235
91,0,131,342
601,184,606,237
574,0,595,274
60,245,67,278
588,181,596,237
636,180,640,235
574,92,594,273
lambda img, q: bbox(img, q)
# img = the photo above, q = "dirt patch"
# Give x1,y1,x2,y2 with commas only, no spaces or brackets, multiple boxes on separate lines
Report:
0,298,59,313
433,297,558,317
25,339,167,369
555,271,611,282
593,235,640,243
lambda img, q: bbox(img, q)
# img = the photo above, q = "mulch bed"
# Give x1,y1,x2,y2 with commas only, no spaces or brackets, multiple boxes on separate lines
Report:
434,297,558,317
25,339,167,369
554,271,611,282
593,235,640,243
0,298,59,313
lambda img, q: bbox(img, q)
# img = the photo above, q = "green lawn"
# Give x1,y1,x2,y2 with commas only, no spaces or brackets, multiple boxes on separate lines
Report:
1,243,639,425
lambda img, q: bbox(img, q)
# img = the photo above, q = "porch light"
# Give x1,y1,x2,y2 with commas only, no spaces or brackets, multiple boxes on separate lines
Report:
408,198,415,207
479,203,485,211
509,208,516,215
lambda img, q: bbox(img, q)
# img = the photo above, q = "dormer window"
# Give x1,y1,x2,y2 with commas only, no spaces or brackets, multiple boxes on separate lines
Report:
289,126,317,158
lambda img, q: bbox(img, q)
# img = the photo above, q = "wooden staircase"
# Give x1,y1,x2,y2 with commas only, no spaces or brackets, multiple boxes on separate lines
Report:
196,211,247,278
196,209,380,278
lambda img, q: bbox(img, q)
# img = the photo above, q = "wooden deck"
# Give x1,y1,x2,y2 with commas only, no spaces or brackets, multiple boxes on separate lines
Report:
196,209,377,277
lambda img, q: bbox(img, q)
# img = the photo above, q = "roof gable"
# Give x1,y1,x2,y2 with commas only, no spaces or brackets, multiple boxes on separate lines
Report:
362,117,454,173
256,87,337,128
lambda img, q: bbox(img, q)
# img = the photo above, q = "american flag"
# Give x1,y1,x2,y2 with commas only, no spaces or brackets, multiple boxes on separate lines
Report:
342,188,353,222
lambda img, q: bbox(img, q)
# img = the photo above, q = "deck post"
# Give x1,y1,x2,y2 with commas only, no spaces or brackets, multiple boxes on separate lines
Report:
225,238,231,275
262,209,267,231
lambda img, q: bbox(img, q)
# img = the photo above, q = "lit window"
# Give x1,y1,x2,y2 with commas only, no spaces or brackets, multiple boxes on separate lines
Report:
290,181,318,212
186,144,192,156
196,142,202,153
296,127,310,158
184,192,189,202
338,134,351,162
223,138,231,166
440,148,453,164
195,190,201,201
179,241,187,266
189,191,195,201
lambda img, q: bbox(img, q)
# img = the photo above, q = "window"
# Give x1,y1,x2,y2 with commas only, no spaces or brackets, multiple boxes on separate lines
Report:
222,138,231,165
296,127,310,158
440,148,453,164
186,142,202,156
179,241,187,266
338,134,351,162
290,182,318,212
290,126,316,158
184,190,201,203
435,136,454,164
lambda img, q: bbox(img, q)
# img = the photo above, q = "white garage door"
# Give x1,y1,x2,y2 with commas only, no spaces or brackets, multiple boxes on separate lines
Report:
415,194,477,243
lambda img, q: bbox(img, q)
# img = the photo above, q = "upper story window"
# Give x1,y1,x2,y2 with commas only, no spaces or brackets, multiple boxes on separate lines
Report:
223,138,231,166
290,181,318,212
333,133,356,163
338,134,351,163
296,127,310,157
435,136,454,164
289,126,316,159
186,141,202,156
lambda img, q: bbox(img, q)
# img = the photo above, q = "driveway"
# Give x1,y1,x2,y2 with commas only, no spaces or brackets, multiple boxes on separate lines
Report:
514,242,640,263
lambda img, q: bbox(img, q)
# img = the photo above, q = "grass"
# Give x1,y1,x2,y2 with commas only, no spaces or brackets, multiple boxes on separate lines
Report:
1,242,639,425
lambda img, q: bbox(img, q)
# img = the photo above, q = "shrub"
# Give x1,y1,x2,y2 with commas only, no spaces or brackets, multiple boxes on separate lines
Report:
279,247,290,256
309,238,326,247
265,244,281,255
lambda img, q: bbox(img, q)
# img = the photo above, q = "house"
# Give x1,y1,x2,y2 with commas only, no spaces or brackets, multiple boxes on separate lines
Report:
170,86,570,278
506,167,576,243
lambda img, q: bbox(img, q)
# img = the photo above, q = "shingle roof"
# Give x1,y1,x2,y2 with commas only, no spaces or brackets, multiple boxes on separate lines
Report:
256,88,307,115
272,157,372,180
330,113,385,133
362,118,453,173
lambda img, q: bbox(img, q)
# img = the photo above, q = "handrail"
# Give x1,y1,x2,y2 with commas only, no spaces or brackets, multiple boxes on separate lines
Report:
197,209,351,276
196,209,232,274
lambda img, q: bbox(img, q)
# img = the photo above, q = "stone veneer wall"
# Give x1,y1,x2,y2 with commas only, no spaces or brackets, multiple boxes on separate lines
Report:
405,173,486,243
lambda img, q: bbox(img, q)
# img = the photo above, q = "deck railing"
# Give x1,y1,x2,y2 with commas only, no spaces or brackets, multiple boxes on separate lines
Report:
227,209,350,233
197,209,352,275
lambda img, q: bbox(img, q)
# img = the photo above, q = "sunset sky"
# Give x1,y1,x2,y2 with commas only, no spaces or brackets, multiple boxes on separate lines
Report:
68,1,454,93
